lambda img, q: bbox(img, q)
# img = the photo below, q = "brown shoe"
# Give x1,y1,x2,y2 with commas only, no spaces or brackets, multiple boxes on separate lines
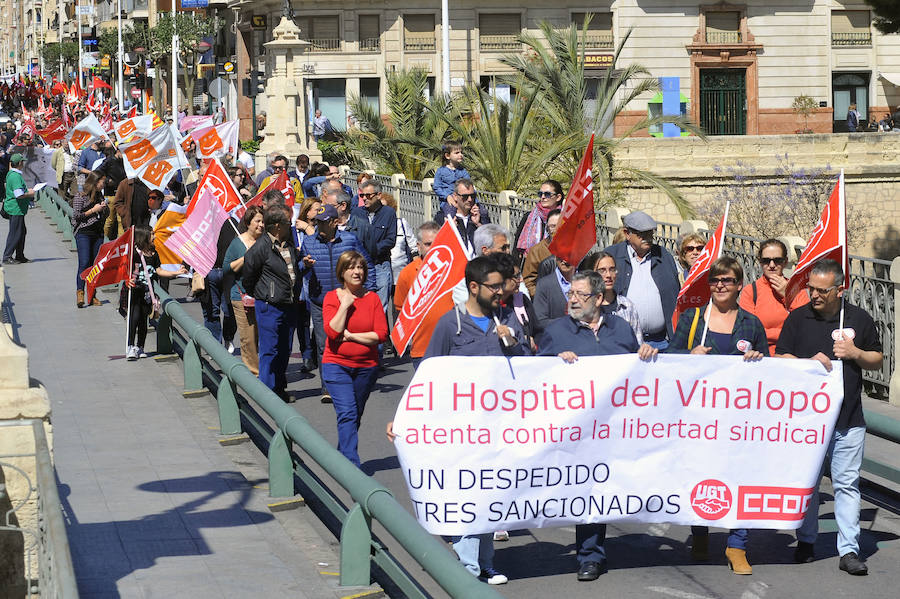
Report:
76,289,85,308
90,295,101,306
725,547,752,575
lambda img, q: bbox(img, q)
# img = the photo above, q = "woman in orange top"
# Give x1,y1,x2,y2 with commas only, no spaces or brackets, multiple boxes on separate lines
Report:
738,238,809,356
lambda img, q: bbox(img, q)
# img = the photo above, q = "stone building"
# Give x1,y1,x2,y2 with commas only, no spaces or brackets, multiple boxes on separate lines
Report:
229,0,900,142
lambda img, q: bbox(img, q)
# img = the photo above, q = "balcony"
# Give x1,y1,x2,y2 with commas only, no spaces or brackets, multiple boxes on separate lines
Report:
705,30,741,44
308,38,340,53
832,31,871,46
578,32,613,49
404,35,435,52
360,37,380,52
479,34,519,51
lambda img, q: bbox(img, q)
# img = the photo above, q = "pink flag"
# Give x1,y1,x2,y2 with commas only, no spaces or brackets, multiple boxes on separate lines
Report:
163,188,229,277
179,114,214,133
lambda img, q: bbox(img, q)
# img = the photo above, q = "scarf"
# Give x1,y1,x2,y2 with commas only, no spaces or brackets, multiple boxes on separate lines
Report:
516,203,553,252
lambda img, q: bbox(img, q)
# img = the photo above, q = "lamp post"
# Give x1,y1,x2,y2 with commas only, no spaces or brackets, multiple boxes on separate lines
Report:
186,39,210,115
171,4,177,117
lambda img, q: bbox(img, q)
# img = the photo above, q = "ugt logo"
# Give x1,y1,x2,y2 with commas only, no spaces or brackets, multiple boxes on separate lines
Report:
690,479,732,520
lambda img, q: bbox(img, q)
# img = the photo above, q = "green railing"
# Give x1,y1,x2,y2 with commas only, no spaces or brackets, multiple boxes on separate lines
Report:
36,186,501,598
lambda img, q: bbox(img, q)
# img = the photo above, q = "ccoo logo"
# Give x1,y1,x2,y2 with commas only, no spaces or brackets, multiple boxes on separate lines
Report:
402,246,454,320
690,479,732,520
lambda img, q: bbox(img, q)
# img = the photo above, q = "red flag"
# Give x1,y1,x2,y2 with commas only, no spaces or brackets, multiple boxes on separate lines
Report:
12,122,37,144
233,171,294,220
36,118,68,143
391,221,470,356
784,172,849,306
80,227,134,300
549,135,596,267
92,76,112,90
189,158,243,215
672,203,730,328
126,105,138,119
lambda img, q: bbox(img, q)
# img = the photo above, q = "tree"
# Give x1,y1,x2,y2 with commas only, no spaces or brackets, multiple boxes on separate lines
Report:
344,68,452,180
866,0,900,34
147,15,215,114
500,18,703,217
40,42,79,76
791,95,818,133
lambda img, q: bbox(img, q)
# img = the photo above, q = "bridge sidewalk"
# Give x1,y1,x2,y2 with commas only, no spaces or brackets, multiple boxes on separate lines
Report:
0,210,370,597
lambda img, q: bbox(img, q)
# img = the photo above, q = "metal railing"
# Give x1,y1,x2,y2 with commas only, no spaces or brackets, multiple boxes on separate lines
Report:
35,186,499,598
404,36,436,51
307,38,341,53
359,37,381,52
705,30,741,44
832,31,872,46
0,419,78,599
578,31,614,49
479,34,519,51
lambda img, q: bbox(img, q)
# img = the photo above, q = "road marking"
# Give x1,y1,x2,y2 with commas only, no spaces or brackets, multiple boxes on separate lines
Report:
647,587,716,599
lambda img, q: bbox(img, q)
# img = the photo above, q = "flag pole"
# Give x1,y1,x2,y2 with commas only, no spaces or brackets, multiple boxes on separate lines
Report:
697,201,729,348
125,226,135,354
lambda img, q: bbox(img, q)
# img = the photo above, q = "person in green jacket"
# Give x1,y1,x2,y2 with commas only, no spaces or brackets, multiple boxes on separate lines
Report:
4,153,35,264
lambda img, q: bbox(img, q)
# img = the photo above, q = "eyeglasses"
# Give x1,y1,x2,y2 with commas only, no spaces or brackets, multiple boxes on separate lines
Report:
760,257,787,266
565,290,596,301
458,193,477,201
596,267,617,274
807,283,838,296
358,192,376,198
683,245,704,253
709,277,739,287
479,281,504,293
537,191,557,198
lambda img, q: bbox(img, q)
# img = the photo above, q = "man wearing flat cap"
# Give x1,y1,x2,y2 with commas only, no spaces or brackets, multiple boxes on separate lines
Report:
3,153,35,264
603,210,680,349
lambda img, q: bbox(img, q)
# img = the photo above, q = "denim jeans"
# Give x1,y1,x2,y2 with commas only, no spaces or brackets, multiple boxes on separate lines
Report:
296,300,315,363
797,426,866,556
256,301,297,394
690,526,749,550
374,261,393,314
449,533,494,576
645,338,669,351
201,268,236,344
310,302,327,393
576,523,607,564
321,363,379,466
75,231,104,292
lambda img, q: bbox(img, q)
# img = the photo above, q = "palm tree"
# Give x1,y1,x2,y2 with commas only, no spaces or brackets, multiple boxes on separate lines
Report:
500,18,704,218
344,68,451,180
427,83,583,194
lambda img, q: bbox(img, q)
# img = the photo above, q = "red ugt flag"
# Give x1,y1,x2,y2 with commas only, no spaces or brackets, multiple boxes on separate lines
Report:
549,135,595,267
672,202,730,328
80,227,134,299
784,171,849,306
391,221,470,356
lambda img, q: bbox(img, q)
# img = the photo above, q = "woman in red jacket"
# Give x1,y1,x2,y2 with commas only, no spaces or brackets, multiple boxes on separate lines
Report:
322,250,389,466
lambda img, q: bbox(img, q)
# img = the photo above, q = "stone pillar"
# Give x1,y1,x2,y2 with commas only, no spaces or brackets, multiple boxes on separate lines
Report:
257,16,320,161
422,178,435,220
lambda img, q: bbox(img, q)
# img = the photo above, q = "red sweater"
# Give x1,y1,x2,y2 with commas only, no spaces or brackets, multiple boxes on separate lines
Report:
323,290,388,368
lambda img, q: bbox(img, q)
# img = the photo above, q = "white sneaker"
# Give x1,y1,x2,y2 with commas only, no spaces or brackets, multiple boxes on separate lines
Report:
479,568,508,585
226,342,236,355
138,348,148,358
126,346,139,361
493,530,509,542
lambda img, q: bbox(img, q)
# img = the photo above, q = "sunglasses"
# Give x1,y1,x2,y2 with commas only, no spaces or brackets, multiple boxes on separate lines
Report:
807,284,838,296
709,277,739,287
683,245,704,253
272,165,286,171
458,193,477,201
358,192,377,198
759,257,787,266
537,191,556,198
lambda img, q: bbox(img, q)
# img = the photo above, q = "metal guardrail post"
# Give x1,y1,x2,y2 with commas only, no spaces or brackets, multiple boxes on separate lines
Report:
890,257,900,406
340,503,373,586
267,429,294,497
157,312,174,354
216,378,242,435
182,338,204,394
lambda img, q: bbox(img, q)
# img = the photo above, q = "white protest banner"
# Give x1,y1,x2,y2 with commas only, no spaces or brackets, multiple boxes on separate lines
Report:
65,113,109,150
392,354,843,536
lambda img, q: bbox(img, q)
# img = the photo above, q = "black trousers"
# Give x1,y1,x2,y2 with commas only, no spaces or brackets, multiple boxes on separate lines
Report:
127,290,152,348
3,214,26,261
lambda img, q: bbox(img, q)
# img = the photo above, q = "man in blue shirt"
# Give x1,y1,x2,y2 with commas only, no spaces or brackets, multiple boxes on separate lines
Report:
539,270,656,582
351,179,397,313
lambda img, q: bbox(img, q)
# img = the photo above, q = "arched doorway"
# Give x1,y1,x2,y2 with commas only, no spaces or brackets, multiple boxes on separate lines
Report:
832,72,869,132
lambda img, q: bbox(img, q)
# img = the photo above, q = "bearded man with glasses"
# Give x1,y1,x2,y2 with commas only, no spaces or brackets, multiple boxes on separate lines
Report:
776,258,883,575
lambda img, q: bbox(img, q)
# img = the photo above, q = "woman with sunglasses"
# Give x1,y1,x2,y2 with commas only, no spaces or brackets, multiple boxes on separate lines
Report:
676,233,707,284
514,179,563,263
738,239,809,356
669,256,766,575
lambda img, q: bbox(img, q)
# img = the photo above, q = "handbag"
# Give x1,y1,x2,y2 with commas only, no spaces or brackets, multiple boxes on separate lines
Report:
191,272,206,292
0,202,8,220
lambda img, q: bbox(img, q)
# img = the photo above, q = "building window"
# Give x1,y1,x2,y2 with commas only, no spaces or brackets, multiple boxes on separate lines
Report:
360,78,380,114
572,12,613,49
479,14,520,51
297,15,341,53
404,14,436,52
359,15,380,52
705,11,741,44
832,10,871,47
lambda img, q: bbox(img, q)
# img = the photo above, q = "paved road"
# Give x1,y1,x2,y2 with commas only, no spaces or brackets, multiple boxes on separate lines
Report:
12,206,900,599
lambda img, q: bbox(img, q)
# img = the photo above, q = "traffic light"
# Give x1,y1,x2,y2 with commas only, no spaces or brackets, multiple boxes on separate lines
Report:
242,70,265,98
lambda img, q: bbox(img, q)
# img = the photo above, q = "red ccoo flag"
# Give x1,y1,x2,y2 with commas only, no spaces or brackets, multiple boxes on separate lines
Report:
784,171,849,306
672,202,730,328
549,135,596,268
80,227,134,301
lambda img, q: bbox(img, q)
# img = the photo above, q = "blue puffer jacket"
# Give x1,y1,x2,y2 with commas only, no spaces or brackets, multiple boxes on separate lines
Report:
300,229,376,305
